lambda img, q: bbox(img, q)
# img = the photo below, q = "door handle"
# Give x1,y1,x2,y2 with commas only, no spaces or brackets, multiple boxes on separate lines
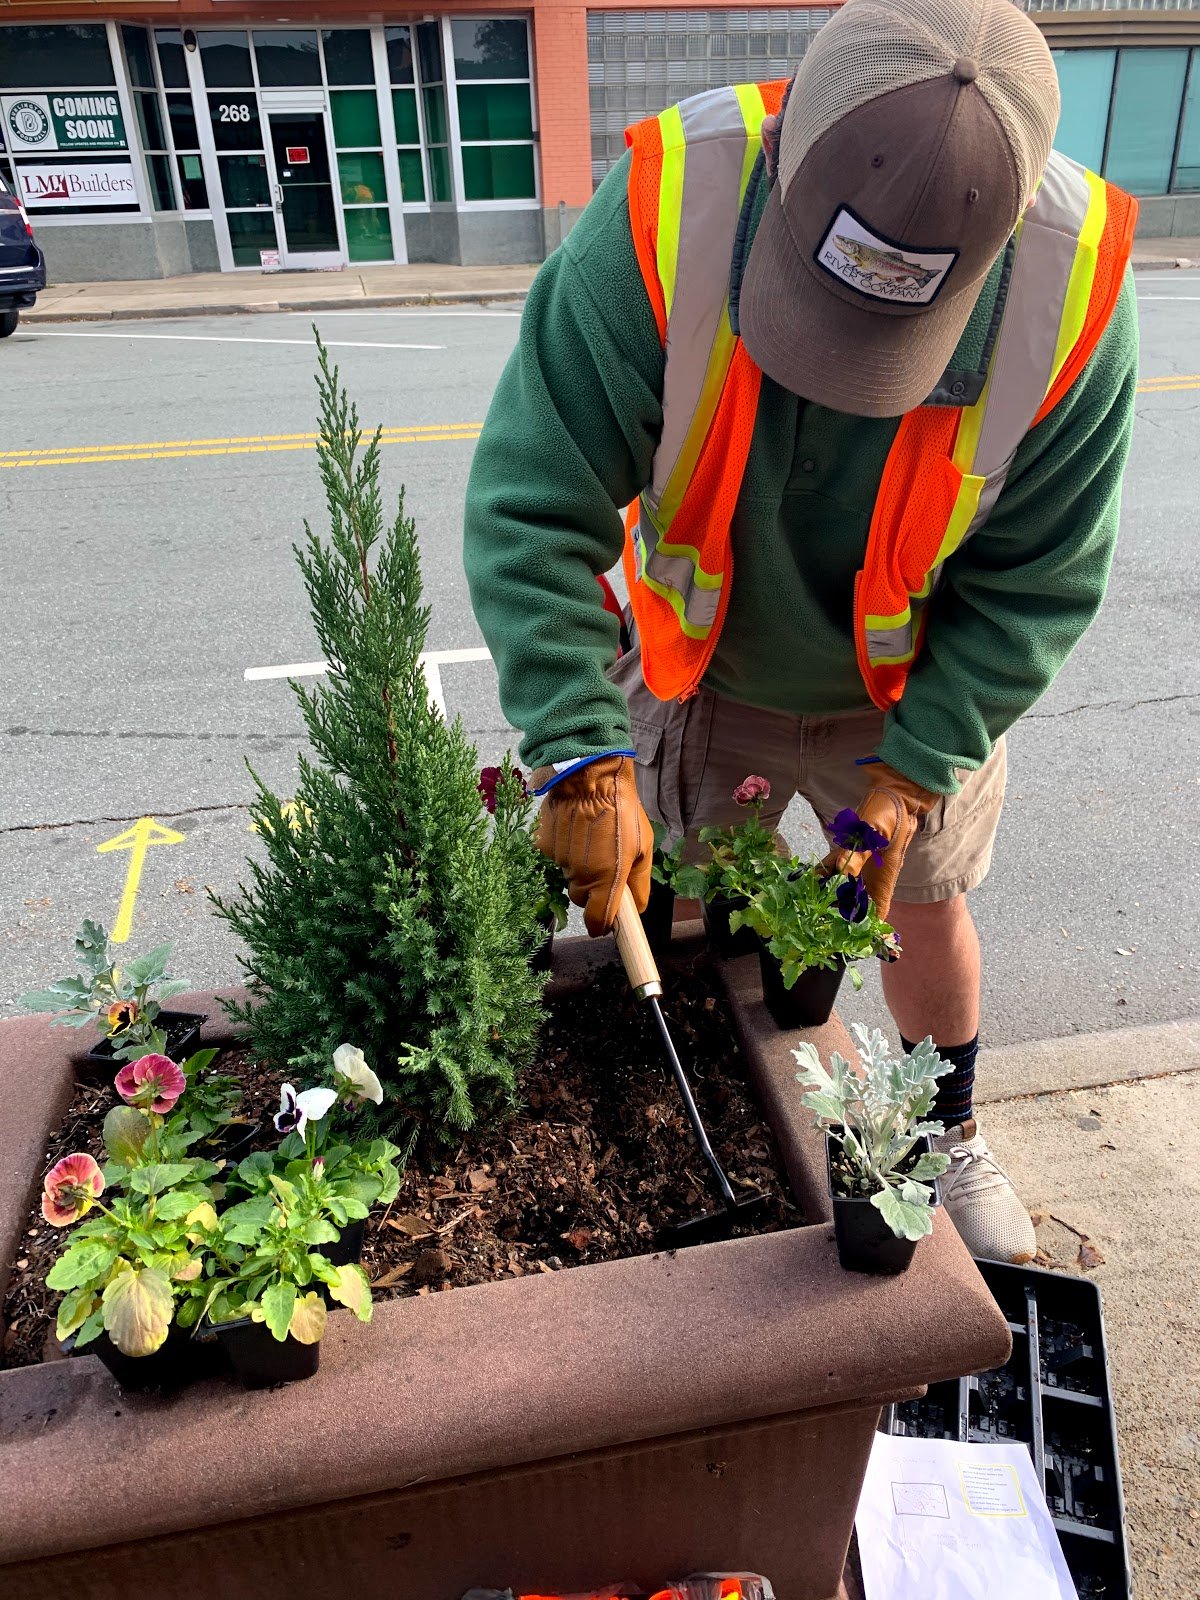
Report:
273,184,284,209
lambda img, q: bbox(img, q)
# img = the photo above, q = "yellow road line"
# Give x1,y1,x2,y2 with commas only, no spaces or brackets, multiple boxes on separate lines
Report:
0,427,482,470
1137,379,1200,393
0,423,483,459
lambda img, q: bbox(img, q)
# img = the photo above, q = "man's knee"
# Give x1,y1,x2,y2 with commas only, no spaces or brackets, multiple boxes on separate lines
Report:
888,893,973,942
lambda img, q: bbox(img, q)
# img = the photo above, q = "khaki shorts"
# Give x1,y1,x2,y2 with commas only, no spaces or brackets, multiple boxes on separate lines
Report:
608,644,1006,904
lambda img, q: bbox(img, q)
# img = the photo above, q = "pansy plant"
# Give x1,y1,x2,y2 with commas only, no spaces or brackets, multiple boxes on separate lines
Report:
697,776,780,904
730,853,899,991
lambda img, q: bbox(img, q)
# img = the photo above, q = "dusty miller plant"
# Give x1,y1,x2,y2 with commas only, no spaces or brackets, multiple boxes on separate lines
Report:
794,1025,952,1240
212,339,547,1142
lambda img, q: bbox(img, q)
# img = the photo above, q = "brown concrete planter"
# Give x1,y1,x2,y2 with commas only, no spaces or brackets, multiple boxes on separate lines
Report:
0,940,1009,1600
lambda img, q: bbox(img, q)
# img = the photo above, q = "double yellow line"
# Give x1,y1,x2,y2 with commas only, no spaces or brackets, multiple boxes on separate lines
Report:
0,422,482,470
1137,372,1200,395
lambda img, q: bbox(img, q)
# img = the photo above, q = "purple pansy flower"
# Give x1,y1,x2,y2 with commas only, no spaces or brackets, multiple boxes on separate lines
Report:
827,808,889,867
835,875,869,924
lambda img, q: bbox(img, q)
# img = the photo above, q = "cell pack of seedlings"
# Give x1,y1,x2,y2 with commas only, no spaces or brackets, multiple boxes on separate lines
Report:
880,1260,1129,1599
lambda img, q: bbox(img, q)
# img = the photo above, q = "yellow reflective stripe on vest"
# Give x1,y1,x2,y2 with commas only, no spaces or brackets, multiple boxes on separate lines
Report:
1046,168,1106,402
656,103,685,321
636,513,723,638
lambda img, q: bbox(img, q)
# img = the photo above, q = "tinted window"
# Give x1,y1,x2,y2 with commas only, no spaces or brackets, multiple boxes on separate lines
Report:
451,19,528,81
385,27,414,85
0,24,116,89
253,31,321,88
322,29,374,86
155,30,191,91
199,32,254,89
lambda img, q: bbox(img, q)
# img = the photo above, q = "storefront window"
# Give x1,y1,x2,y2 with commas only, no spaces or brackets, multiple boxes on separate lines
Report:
344,206,393,262
417,22,452,203
331,90,380,149
227,208,277,267
1174,56,1200,192
253,32,321,90
1052,49,1114,175
451,18,536,202
155,30,190,92
323,30,374,88
0,24,116,90
199,32,255,91
1105,48,1189,195
388,23,426,204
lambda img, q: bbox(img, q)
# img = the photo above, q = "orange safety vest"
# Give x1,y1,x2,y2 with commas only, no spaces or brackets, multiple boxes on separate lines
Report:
622,83,1137,710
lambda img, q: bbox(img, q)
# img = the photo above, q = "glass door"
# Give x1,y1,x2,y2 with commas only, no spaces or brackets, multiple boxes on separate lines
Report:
266,109,343,267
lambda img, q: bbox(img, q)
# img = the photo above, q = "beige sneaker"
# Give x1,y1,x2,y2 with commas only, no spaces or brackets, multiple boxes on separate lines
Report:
933,1118,1036,1264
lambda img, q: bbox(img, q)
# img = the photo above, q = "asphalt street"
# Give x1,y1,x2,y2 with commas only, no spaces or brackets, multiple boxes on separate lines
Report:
1,282,1197,1052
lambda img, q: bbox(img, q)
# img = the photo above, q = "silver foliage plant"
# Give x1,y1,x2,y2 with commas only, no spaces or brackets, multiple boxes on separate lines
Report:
794,1025,953,1241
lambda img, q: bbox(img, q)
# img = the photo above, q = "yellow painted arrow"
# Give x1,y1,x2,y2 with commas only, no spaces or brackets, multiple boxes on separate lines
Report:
96,816,187,943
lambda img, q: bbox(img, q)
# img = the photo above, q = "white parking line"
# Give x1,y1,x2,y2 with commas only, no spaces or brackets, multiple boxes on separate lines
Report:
245,645,493,717
22,331,443,350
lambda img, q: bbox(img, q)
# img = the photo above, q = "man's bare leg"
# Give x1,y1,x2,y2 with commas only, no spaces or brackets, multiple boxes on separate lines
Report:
881,893,979,1046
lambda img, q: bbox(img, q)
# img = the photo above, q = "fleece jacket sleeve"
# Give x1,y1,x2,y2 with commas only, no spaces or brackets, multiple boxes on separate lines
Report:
877,269,1140,795
463,154,664,771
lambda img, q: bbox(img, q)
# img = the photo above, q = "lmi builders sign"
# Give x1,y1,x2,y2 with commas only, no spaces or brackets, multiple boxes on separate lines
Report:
2,93,128,153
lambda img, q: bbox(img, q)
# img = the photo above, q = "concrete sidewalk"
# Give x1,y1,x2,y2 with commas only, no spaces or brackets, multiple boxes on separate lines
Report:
19,237,1199,325
977,1018,1200,1600
22,260,537,324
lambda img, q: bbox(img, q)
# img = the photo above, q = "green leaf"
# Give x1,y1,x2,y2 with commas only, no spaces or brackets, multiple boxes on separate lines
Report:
871,1183,935,1242
181,1047,219,1079
288,1291,327,1345
302,1217,340,1246
129,1163,196,1196
46,1242,118,1293
260,1280,297,1342
236,1152,275,1188
175,1297,202,1328
102,1267,174,1357
307,1252,339,1287
122,943,174,988
74,1307,106,1348
102,1106,152,1166
906,1153,950,1183
327,1262,372,1322
154,1189,207,1222
673,864,708,900
21,977,92,1011
156,980,191,1002
56,1287,99,1339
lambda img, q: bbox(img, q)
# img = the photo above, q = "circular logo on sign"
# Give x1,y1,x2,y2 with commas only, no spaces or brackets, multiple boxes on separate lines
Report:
8,100,50,145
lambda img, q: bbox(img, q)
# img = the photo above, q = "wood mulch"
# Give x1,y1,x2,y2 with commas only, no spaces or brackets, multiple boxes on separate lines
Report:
1,953,799,1370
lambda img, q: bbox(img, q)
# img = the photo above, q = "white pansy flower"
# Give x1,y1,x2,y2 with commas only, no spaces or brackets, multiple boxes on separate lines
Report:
332,1043,384,1106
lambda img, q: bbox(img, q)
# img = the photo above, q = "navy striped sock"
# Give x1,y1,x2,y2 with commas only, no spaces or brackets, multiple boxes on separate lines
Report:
901,1033,978,1129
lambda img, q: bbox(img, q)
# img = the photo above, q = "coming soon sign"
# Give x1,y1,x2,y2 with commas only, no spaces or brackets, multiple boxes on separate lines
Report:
2,93,128,153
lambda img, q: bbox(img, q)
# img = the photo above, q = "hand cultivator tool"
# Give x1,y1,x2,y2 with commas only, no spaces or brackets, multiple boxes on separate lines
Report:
613,886,769,1247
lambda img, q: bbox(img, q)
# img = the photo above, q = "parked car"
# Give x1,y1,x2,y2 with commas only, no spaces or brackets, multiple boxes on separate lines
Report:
0,172,45,337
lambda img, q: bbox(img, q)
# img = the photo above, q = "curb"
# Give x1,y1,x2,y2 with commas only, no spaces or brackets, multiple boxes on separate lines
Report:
21,287,529,326
1131,255,1195,270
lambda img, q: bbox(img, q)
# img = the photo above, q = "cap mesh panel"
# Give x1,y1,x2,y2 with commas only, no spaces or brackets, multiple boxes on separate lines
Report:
781,0,1059,206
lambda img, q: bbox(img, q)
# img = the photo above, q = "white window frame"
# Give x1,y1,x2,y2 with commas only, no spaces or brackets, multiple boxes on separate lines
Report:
443,14,541,212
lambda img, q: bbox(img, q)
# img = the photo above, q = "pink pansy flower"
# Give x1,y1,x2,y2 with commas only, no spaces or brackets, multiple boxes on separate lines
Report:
733,774,771,806
42,1153,104,1227
114,1053,187,1114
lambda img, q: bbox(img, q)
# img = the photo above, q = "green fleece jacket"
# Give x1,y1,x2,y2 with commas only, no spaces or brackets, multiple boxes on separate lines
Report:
464,151,1138,795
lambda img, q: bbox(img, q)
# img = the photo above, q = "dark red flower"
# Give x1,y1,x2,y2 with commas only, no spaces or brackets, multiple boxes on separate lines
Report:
477,766,529,814
733,774,771,806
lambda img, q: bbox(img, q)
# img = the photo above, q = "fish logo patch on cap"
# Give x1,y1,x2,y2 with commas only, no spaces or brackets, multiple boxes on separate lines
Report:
815,207,958,306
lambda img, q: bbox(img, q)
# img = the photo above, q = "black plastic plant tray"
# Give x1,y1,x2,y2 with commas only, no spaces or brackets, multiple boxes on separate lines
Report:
879,1260,1130,1600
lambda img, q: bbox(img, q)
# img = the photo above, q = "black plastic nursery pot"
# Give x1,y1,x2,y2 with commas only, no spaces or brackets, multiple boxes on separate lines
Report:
324,1217,366,1268
702,891,759,959
641,878,676,959
757,947,845,1029
826,1132,935,1277
80,1010,207,1077
205,1316,322,1388
65,1319,227,1393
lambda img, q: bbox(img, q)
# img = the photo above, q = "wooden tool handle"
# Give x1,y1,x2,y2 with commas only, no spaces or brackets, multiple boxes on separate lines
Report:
613,885,663,1000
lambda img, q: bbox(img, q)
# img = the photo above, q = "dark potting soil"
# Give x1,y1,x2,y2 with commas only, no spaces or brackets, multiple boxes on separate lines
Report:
1,956,799,1371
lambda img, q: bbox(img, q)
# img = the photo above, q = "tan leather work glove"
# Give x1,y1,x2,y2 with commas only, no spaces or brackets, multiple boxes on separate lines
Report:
821,762,940,921
533,755,653,937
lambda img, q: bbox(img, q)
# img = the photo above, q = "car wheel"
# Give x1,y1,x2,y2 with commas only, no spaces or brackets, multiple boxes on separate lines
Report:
0,310,19,338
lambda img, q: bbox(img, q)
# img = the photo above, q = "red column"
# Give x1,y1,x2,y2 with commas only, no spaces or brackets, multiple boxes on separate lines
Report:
533,4,594,210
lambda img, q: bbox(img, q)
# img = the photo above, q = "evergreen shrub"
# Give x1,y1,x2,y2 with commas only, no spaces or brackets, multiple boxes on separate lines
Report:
212,342,547,1142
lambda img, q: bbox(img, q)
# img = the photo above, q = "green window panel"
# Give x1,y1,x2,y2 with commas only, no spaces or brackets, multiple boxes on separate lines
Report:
147,150,175,210
1052,49,1115,176
1174,51,1200,192
332,89,381,150
253,31,321,89
1106,48,1189,195
451,19,529,81
428,144,451,203
167,93,198,151
322,29,374,87
457,82,533,142
0,24,116,90
122,26,155,91
136,90,167,154
346,205,394,263
227,209,278,267
397,148,425,202
462,143,536,201
219,152,270,208
155,29,190,90
339,150,386,206
199,32,254,90
392,88,419,146
423,86,448,145
209,93,262,152
385,26,415,85
176,152,208,209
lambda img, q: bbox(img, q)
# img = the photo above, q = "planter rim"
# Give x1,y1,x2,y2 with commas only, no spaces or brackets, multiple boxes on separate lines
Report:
0,945,1010,1569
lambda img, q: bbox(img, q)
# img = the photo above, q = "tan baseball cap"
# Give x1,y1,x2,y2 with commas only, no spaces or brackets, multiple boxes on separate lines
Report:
739,0,1060,417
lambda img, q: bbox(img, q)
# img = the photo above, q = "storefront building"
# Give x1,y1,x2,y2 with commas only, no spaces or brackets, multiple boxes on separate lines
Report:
1,2,1198,282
